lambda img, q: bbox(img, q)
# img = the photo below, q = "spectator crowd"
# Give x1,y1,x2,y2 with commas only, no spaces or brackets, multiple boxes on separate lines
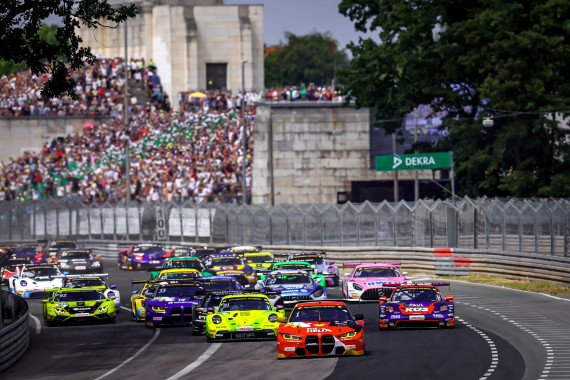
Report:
0,57,337,203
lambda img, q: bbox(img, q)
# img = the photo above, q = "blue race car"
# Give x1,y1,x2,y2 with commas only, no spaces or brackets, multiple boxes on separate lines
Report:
118,243,175,270
256,270,326,306
197,276,245,292
287,252,339,286
378,282,455,329
144,280,205,327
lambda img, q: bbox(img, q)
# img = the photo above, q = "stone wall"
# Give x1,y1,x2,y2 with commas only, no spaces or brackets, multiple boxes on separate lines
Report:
77,2,264,100
0,117,113,162
252,103,441,206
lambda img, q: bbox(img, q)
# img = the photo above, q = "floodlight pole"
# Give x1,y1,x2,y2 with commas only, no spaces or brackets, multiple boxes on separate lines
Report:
124,19,130,204
241,60,247,204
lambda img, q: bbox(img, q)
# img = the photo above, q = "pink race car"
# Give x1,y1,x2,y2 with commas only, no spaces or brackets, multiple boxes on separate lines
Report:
342,262,409,301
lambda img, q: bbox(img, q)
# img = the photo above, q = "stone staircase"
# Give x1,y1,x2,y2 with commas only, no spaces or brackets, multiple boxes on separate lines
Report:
127,78,150,105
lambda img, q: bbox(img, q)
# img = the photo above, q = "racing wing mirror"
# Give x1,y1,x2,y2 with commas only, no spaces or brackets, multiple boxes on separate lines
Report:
277,315,287,323
207,307,216,313
445,295,454,303
120,250,127,254
254,281,264,291
402,272,408,277
275,304,284,310
329,261,335,265
354,313,364,320
379,296,388,304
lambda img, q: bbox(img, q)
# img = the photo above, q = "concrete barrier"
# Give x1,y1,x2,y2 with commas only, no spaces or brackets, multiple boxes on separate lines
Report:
0,291,29,372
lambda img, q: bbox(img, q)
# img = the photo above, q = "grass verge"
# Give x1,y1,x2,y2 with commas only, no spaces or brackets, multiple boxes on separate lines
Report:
435,274,570,296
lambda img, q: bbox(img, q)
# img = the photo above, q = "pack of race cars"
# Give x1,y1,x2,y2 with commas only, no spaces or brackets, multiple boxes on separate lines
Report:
1,242,455,359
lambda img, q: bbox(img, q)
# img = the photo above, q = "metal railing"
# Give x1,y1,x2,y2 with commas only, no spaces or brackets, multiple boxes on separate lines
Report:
0,291,29,372
0,197,568,256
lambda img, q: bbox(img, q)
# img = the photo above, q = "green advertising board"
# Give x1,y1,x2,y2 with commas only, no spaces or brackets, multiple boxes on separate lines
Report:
376,152,452,172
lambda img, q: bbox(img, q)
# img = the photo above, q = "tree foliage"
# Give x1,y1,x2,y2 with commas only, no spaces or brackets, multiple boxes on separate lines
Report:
339,0,570,198
0,0,138,98
265,31,349,88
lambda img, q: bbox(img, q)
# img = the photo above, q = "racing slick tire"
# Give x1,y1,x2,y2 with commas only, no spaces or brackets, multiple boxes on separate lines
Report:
332,274,339,286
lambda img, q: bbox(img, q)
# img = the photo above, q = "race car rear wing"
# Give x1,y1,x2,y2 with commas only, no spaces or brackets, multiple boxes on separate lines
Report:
67,273,109,280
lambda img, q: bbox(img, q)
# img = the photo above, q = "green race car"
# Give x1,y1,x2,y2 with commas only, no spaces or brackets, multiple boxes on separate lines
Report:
205,293,285,342
242,252,276,272
259,261,326,287
42,287,117,326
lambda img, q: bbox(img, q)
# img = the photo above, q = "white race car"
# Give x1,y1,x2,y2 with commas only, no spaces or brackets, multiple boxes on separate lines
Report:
9,264,66,298
62,274,121,312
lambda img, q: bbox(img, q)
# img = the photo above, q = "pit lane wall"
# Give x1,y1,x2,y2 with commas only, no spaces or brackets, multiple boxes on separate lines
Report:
0,291,29,372
73,242,570,286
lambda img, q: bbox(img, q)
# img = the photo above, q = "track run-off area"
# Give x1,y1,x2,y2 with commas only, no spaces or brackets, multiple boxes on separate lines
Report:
4,256,570,380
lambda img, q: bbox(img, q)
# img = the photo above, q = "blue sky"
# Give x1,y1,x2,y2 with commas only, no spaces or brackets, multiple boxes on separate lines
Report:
224,0,375,51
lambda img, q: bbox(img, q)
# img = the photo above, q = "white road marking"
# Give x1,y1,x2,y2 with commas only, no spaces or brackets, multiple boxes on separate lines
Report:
29,313,41,334
456,316,498,380
165,343,222,380
121,306,131,312
93,328,161,380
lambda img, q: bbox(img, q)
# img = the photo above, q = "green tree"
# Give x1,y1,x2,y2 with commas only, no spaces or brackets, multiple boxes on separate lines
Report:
265,31,349,88
339,0,570,198
0,0,138,98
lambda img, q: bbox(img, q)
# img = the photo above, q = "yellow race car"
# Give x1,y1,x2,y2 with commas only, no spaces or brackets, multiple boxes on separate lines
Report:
153,268,202,281
131,280,160,322
205,293,285,342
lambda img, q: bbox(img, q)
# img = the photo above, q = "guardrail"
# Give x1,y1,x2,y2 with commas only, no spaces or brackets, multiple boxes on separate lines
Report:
0,291,29,372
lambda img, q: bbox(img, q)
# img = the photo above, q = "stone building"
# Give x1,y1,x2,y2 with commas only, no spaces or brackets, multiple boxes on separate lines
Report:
77,0,264,100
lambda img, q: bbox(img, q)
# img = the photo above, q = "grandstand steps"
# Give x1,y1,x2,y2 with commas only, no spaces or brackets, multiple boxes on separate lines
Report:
127,78,149,105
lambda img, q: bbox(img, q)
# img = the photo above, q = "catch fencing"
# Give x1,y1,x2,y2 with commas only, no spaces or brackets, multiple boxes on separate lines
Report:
0,197,568,256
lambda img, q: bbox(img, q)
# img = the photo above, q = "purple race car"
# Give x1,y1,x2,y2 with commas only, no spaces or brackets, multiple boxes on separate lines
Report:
118,243,174,270
144,280,206,327
342,262,409,301
379,282,455,329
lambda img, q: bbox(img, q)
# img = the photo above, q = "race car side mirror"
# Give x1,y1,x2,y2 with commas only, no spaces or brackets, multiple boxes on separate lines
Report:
379,296,388,304
207,307,216,312
445,295,454,302
120,250,126,253
110,284,117,289
354,313,364,320
42,299,48,304
277,316,287,323
329,261,335,265
12,274,18,279
255,282,263,291
402,272,408,276
132,290,138,294
110,296,117,300
275,305,284,310
96,255,101,258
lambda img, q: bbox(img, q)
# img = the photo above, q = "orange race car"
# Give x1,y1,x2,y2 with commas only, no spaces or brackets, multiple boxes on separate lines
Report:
276,301,365,359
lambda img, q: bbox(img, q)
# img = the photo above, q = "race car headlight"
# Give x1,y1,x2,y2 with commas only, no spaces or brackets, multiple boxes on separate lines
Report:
386,306,394,313
440,304,449,312
337,331,357,339
19,280,28,286
268,314,278,323
107,291,115,298
327,267,335,273
93,262,101,267
282,334,302,340
312,288,324,298
55,308,66,314
212,315,222,324
151,306,166,313
352,283,363,291
98,306,108,312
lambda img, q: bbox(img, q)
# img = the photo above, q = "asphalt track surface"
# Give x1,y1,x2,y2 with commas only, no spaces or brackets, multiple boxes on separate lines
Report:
3,257,570,380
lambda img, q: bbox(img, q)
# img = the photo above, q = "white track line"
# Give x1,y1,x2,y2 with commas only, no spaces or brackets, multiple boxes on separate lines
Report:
28,313,41,334
120,306,131,312
165,343,222,380
456,316,498,380
93,328,161,380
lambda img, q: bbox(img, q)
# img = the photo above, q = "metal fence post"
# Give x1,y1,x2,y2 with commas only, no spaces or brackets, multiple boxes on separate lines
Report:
502,212,506,252
474,208,478,249
518,215,523,252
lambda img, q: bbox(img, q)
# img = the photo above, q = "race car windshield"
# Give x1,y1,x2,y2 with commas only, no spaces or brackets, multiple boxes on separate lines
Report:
289,307,352,322
55,291,104,301
200,280,242,291
203,295,225,308
136,247,165,255
51,242,77,249
209,258,242,266
156,286,202,297
392,289,442,302
276,264,310,271
161,272,199,280
21,267,60,277
245,256,273,264
66,280,104,288
291,256,323,265
11,248,37,256
143,286,157,297
266,274,313,285
354,268,399,278
61,251,91,259
166,260,203,270
219,299,271,311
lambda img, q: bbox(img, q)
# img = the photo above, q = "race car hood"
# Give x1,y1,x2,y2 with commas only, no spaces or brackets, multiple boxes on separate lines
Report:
350,277,405,288
280,320,362,332
219,310,271,325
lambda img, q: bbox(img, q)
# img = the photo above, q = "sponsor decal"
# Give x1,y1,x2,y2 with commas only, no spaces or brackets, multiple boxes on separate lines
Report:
409,315,425,320
307,328,331,333
237,326,254,331
346,345,356,349
284,347,295,351
76,313,90,317
235,332,256,338
404,307,429,313
153,317,162,321
366,281,388,286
